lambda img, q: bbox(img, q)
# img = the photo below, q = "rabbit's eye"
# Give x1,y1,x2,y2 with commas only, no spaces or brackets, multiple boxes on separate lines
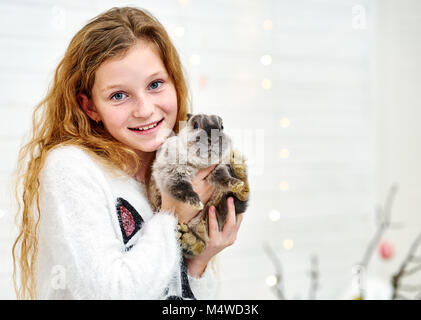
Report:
193,122,199,129
221,124,224,130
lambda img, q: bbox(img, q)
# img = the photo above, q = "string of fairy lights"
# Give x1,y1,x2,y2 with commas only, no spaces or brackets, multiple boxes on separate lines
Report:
174,0,292,291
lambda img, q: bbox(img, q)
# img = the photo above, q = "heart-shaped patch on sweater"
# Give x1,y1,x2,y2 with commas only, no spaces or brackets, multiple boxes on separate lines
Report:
116,197,144,245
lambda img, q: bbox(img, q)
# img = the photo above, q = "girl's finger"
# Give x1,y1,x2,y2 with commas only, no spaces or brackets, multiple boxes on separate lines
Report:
234,213,243,233
208,206,219,238
222,197,236,235
228,214,243,246
195,165,217,181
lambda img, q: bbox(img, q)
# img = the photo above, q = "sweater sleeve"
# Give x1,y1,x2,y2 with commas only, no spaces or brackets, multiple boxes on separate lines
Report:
37,149,181,299
188,262,218,299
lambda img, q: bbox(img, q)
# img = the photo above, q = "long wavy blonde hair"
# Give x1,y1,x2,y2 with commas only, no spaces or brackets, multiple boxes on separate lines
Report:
12,6,191,299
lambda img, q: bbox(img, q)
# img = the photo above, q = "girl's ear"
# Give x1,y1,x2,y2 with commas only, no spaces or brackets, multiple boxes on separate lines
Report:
77,93,101,122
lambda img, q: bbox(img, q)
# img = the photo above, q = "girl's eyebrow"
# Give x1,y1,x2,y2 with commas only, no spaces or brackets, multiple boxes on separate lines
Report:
145,70,166,81
102,70,167,93
102,84,125,93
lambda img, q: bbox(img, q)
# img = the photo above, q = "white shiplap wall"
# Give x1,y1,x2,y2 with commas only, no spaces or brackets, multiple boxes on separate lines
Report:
371,0,421,300
1,0,418,300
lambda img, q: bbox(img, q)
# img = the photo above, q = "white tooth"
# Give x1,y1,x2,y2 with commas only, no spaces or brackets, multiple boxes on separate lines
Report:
133,122,158,131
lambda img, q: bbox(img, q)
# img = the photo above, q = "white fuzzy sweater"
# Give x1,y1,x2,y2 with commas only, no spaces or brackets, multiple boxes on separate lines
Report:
36,145,217,300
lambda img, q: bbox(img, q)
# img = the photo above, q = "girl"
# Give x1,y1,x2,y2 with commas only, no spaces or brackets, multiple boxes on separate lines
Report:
12,6,242,300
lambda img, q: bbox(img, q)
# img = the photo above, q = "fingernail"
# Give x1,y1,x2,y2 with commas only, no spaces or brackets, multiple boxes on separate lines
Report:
229,197,234,204
210,206,215,214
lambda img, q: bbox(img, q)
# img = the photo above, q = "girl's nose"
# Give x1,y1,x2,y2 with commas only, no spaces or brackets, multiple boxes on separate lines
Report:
132,96,155,118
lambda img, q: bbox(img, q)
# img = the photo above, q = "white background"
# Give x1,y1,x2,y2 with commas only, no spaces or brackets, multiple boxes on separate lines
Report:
0,0,420,299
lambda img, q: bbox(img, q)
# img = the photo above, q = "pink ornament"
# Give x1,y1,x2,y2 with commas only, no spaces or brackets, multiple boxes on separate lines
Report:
379,241,395,260
198,74,208,89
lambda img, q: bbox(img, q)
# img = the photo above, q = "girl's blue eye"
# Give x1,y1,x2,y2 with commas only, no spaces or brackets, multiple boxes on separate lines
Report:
111,92,127,101
149,81,163,90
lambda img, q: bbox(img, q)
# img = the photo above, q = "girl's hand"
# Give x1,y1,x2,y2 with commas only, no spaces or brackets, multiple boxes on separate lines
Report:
160,165,216,223
186,196,244,277
191,165,217,208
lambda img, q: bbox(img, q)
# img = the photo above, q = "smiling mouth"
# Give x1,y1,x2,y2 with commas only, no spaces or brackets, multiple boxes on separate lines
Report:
128,118,164,131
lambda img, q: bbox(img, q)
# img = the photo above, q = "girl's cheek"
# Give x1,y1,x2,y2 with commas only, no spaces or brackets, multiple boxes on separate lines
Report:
160,85,178,113
167,93,178,116
153,92,178,129
104,110,127,129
